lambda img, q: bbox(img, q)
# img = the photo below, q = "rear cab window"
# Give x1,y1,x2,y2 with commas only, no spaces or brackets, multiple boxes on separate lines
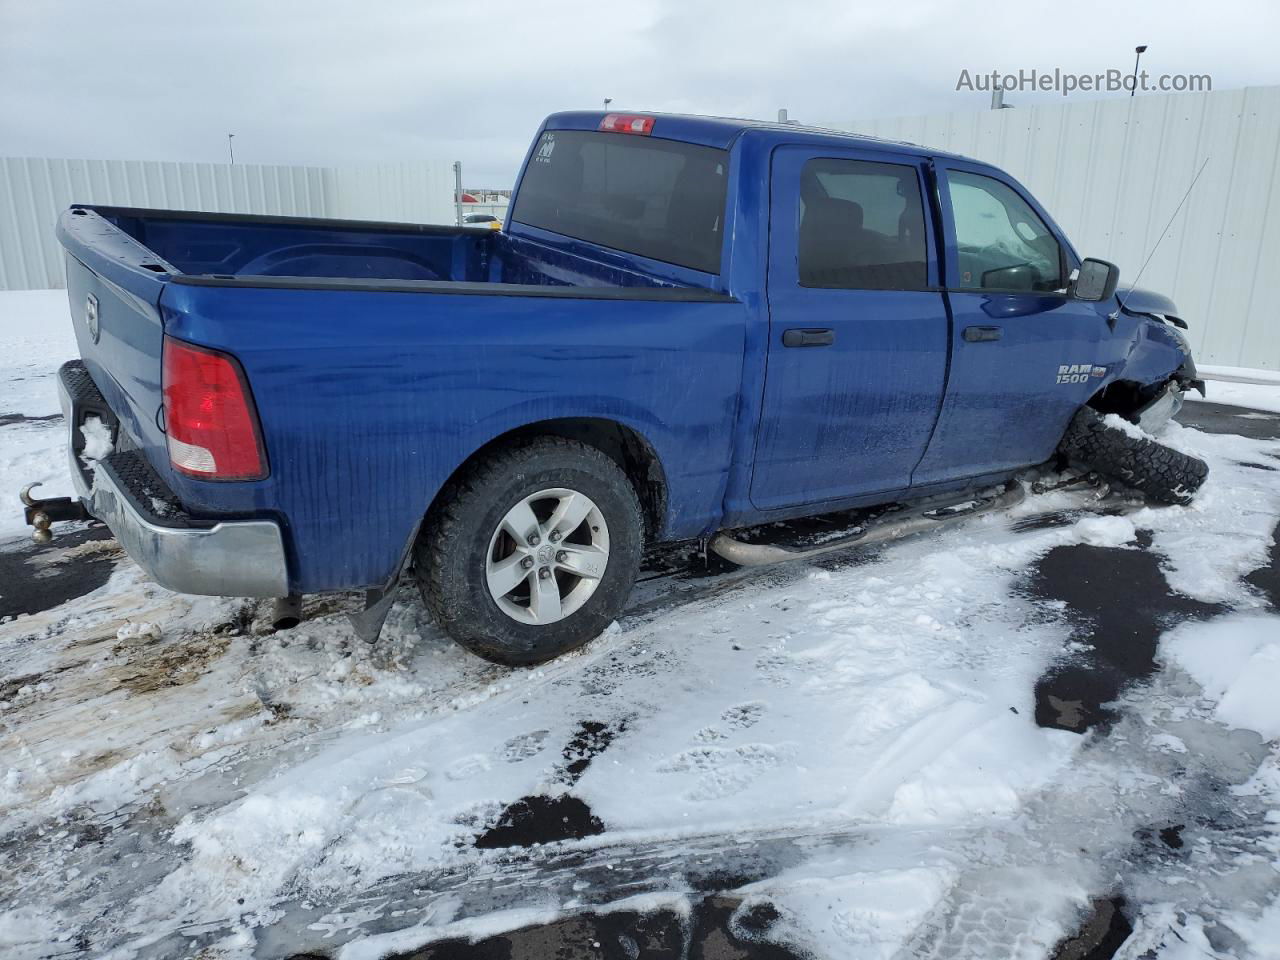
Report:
510,130,729,274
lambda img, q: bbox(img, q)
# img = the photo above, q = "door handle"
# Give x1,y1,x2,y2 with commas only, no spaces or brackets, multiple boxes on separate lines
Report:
962,325,1003,343
782,328,834,348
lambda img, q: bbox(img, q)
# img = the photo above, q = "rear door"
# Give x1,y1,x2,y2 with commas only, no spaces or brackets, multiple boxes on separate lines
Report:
910,162,1110,486
749,146,949,510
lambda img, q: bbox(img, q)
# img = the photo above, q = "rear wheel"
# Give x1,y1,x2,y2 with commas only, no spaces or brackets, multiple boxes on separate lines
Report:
1057,406,1208,505
416,438,644,665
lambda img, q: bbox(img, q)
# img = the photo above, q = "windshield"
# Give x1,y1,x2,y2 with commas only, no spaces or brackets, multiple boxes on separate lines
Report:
510,129,729,274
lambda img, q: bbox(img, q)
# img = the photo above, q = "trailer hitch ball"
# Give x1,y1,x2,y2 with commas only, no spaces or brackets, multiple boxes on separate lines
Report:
31,512,53,543
20,481,92,542
23,485,53,542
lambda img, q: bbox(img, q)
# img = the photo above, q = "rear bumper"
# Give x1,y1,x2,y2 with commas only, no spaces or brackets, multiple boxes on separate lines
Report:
59,362,289,598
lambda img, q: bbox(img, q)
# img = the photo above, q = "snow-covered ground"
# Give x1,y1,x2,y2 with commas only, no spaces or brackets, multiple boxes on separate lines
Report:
0,291,77,541
1,290,1279,959
1188,380,1280,415
1181,365,1280,415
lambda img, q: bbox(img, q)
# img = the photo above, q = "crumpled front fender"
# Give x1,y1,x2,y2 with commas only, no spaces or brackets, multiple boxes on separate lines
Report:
1117,285,1181,320
1116,316,1186,384
1113,294,1203,396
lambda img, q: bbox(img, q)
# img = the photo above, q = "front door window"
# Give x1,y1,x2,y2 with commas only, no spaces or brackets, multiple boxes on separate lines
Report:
947,171,1063,292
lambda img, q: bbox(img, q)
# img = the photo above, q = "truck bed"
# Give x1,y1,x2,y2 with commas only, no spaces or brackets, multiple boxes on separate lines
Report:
71,206,708,293
54,203,741,596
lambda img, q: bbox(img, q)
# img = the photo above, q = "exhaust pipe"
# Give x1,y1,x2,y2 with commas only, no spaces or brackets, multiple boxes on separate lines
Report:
271,594,303,630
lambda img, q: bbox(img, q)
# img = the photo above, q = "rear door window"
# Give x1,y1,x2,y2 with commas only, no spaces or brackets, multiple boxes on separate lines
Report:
510,130,729,274
797,158,928,290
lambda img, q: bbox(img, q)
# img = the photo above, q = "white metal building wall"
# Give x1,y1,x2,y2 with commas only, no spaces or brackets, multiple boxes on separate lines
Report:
331,162,457,224
0,158,457,291
826,85,1280,371
0,158,332,290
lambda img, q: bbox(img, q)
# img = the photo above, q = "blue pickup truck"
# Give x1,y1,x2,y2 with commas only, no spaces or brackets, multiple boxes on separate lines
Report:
31,111,1207,664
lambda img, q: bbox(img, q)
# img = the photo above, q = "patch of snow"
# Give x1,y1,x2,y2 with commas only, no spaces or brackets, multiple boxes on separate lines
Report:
1223,894,1280,960
1161,614,1280,739
80,415,113,462
0,290,76,542
115,620,161,642
1186,375,1280,414
337,904,562,960
0,905,67,951
743,861,957,960
1129,421,1280,604
1101,412,1149,440
1197,363,1280,386
1074,514,1138,547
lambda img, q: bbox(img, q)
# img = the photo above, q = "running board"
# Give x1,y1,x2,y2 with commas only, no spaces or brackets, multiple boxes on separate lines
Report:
709,482,1027,568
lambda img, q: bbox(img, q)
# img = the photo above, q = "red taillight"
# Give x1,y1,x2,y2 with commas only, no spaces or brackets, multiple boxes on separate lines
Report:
599,114,654,135
162,337,267,481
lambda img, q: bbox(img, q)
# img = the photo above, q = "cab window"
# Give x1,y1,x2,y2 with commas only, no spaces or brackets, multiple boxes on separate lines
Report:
947,171,1063,292
797,158,928,290
511,130,728,274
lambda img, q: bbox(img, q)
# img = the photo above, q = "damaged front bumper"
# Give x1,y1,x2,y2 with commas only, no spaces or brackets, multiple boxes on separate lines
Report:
1135,382,1185,433
39,361,290,599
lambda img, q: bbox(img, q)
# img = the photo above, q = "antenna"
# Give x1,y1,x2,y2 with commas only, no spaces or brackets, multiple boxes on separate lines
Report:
1111,155,1209,320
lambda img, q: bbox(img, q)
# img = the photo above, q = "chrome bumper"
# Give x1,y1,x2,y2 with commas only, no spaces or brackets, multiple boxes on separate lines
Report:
59,375,290,599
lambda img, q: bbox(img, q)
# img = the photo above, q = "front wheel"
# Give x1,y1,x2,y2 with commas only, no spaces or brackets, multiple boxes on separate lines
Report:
1057,406,1208,505
415,438,645,665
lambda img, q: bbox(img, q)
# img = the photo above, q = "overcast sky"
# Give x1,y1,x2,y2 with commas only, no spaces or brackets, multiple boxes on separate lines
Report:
3,0,1276,186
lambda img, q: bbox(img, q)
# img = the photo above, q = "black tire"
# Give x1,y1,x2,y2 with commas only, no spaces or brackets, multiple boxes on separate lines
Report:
415,437,645,666
1057,406,1208,505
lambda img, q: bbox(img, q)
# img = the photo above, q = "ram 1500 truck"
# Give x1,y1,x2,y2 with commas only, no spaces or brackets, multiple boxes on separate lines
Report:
29,111,1207,664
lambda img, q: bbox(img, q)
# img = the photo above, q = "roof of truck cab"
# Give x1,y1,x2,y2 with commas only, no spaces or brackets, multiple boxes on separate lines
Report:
541,110,972,161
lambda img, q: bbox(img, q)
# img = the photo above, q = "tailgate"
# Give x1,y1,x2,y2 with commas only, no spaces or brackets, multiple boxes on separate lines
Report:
57,207,176,474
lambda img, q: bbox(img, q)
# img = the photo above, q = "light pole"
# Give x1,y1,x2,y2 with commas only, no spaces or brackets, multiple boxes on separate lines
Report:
227,133,235,165
603,97,612,112
1130,45,1148,97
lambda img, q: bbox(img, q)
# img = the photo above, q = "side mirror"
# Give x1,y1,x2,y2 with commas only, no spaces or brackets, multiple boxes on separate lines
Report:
1073,258,1120,301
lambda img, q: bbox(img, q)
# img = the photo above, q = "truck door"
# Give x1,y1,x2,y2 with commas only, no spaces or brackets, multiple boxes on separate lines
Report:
750,146,949,511
910,161,1111,487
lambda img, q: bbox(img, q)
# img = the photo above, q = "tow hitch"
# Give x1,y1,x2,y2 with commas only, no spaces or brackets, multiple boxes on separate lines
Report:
20,482,91,543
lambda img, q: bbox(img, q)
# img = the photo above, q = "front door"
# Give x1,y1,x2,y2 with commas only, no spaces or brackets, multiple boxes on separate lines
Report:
750,146,949,511
911,161,1112,486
